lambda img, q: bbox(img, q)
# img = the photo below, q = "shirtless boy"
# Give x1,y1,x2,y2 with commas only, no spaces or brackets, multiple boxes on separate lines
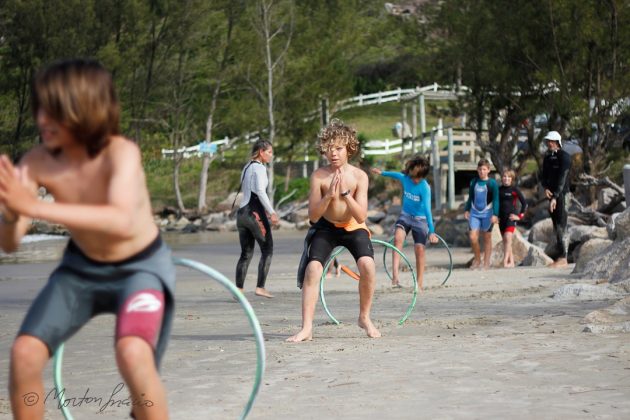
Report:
287,119,380,342
0,59,174,419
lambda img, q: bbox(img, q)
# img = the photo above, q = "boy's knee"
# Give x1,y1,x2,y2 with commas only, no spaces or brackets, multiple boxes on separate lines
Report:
357,257,375,272
11,336,48,371
116,337,153,368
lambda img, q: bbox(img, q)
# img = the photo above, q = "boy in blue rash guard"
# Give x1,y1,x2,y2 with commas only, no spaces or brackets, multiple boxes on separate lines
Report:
372,155,438,291
464,158,499,269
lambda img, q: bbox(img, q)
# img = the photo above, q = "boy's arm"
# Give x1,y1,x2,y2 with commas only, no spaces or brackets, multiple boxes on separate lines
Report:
308,170,334,223
0,158,36,252
464,179,475,212
2,141,142,239
516,187,528,218
491,179,500,216
381,171,404,181
340,169,368,223
420,181,435,233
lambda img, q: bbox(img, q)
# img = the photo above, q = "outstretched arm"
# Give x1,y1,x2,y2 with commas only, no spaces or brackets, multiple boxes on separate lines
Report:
0,157,36,252
0,141,145,241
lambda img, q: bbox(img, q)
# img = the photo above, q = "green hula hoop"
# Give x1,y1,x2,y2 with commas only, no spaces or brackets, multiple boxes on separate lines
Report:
53,257,266,420
319,238,418,326
383,233,453,286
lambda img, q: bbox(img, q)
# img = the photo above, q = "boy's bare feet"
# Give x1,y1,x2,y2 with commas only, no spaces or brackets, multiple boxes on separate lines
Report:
255,287,274,298
550,258,568,268
391,279,402,288
358,317,381,338
470,260,481,269
286,329,313,342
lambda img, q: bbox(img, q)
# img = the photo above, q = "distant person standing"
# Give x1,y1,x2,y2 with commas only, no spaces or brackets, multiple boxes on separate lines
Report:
235,139,279,298
541,131,571,268
464,159,499,269
498,169,528,268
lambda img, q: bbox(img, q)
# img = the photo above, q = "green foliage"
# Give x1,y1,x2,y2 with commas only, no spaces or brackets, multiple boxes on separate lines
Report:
2,0,628,209
274,177,310,204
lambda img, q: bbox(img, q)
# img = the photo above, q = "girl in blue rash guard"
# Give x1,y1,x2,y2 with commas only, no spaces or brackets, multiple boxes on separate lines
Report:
372,155,438,291
464,158,499,269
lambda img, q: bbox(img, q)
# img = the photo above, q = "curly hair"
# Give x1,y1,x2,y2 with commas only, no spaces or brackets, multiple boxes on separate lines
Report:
402,154,430,178
317,118,359,157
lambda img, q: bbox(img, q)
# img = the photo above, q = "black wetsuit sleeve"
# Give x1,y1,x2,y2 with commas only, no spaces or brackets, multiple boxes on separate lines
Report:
553,152,571,198
515,187,528,217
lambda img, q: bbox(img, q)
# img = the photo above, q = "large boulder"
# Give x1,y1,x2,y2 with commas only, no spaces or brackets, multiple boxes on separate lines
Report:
434,218,470,247
581,296,630,334
574,207,630,284
573,238,614,273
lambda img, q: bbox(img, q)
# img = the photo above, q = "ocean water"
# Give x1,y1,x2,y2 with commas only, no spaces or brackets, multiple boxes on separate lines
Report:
21,234,67,243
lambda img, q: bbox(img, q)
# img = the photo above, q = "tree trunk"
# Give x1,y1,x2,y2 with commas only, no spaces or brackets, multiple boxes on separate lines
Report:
174,157,186,214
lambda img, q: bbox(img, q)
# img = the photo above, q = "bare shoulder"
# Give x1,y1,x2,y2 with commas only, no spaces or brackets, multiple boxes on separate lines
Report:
107,136,141,163
348,165,368,181
311,166,332,181
18,145,55,180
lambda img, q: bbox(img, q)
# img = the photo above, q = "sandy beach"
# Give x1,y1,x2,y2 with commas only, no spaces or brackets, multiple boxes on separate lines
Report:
0,230,629,419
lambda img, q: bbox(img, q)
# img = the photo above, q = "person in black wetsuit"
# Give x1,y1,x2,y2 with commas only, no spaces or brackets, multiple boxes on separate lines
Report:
499,169,528,267
540,130,572,267
235,139,279,298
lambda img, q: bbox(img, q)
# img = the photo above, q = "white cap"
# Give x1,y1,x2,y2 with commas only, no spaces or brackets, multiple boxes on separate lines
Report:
544,130,562,147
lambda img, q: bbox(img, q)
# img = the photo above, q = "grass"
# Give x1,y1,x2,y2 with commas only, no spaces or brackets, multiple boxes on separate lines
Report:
336,101,459,140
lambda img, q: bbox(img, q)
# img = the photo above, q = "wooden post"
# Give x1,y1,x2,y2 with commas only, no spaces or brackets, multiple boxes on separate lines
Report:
419,94,426,134
447,128,455,210
411,102,417,155
400,104,407,158
431,130,442,210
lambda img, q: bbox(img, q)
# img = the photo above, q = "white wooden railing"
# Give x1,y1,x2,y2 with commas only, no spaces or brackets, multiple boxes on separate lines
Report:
160,83,469,159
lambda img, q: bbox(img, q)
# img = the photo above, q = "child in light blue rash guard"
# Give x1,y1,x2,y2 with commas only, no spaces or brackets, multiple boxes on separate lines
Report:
372,155,438,291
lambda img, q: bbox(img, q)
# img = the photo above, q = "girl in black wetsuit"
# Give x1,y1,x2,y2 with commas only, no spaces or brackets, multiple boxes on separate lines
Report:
499,169,528,267
235,140,278,298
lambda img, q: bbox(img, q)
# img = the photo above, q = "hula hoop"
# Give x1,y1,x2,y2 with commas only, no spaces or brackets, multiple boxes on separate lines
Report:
383,233,453,286
52,257,265,420
319,239,417,326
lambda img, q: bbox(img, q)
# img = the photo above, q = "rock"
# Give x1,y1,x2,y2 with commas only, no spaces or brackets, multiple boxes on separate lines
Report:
568,225,609,243
434,218,470,247
489,228,544,268
528,218,555,244
368,223,384,236
597,187,619,212
576,237,630,284
551,283,623,301
367,210,386,224
215,192,240,212
572,238,613,273
520,244,554,267
582,296,630,333
27,220,68,236
613,207,630,239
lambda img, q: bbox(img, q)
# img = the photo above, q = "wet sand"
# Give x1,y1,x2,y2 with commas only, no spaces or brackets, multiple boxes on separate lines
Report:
0,230,629,419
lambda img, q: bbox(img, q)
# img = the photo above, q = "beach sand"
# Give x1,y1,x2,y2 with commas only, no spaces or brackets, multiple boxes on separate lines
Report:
0,230,629,419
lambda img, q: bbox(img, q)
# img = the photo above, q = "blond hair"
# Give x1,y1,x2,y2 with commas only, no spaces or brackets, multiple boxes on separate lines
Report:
501,169,516,185
317,118,359,157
